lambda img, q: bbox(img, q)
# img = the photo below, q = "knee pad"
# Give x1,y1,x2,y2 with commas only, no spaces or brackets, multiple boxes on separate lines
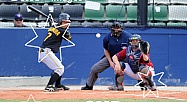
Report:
140,66,152,78
140,66,149,74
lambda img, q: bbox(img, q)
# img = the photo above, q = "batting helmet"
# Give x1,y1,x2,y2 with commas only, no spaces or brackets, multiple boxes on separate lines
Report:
110,21,123,37
58,13,71,25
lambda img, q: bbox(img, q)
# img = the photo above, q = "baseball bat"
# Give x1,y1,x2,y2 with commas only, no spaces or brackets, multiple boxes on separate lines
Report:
28,5,54,27
28,5,48,18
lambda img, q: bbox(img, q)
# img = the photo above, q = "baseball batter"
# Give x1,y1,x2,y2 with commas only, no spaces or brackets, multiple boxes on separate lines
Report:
81,21,132,91
112,34,156,91
39,13,72,92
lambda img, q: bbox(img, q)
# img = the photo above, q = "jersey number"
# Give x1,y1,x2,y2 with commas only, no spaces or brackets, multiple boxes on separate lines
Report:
44,32,52,42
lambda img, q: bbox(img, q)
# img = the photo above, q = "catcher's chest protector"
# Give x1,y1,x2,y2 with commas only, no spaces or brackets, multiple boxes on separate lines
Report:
126,46,141,73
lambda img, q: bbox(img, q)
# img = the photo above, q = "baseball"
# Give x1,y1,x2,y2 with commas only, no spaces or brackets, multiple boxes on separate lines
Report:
96,33,101,38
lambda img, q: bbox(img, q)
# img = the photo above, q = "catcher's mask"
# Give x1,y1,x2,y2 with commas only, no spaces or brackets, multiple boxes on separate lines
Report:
110,22,123,37
129,34,141,48
58,13,71,25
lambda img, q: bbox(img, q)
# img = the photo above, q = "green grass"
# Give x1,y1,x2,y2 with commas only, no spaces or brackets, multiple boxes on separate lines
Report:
0,98,187,102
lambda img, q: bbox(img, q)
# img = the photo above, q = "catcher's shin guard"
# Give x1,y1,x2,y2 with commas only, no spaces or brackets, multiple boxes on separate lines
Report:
138,80,147,90
140,67,156,91
145,75,156,91
115,74,124,90
145,76,153,87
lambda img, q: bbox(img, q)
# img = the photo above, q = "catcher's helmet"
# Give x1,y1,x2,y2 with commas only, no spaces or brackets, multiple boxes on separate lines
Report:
58,13,71,25
110,21,123,37
129,34,141,47
129,34,141,41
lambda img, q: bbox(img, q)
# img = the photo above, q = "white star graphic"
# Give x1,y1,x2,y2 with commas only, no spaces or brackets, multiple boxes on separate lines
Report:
25,14,75,63
21,94,41,102
134,71,167,98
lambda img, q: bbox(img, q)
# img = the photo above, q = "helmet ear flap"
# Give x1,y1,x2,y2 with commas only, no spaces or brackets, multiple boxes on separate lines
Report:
58,13,71,25
58,18,62,25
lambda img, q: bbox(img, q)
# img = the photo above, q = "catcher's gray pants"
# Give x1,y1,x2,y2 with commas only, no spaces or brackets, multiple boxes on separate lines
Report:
86,57,110,87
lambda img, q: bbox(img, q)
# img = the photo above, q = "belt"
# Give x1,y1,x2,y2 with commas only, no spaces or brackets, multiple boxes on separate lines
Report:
40,48,44,52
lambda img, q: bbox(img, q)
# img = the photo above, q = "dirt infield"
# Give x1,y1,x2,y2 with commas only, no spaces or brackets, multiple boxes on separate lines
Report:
0,89,187,101
1,77,187,101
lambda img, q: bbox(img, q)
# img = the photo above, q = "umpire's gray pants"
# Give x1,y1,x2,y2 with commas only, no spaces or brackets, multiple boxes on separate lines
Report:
87,57,110,87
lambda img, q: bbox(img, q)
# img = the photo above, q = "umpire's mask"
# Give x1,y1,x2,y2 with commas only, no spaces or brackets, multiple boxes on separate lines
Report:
110,22,123,37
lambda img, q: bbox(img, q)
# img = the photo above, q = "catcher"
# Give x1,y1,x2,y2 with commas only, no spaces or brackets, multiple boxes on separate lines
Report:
111,34,156,91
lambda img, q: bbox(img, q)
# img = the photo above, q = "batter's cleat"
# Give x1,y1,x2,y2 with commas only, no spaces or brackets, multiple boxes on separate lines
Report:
56,84,70,90
81,84,93,90
108,86,124,91
44,85,58,92
140,86,148,91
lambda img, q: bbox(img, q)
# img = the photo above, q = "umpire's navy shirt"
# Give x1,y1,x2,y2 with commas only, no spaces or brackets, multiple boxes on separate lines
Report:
103,31,132,57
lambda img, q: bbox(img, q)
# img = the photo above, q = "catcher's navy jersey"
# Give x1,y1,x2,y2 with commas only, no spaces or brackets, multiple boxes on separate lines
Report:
116,46,154,73
41,27,69,53
103,31,132,57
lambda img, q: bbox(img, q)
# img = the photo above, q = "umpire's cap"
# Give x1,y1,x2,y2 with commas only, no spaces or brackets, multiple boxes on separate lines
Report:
58,13,71,25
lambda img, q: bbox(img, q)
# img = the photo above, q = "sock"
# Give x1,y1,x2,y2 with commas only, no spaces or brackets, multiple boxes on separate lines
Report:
47,73,59,86
55,75,62,87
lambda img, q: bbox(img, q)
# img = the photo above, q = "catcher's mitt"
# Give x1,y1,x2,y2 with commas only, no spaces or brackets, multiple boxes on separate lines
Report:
139,41,150,54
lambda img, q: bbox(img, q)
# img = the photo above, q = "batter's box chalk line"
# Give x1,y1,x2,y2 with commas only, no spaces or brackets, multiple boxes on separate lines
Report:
21,94,41,102
25,14,75,63
134,71,167,98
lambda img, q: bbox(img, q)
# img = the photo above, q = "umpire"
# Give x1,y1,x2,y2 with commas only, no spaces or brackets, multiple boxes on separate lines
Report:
81,21,132,91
